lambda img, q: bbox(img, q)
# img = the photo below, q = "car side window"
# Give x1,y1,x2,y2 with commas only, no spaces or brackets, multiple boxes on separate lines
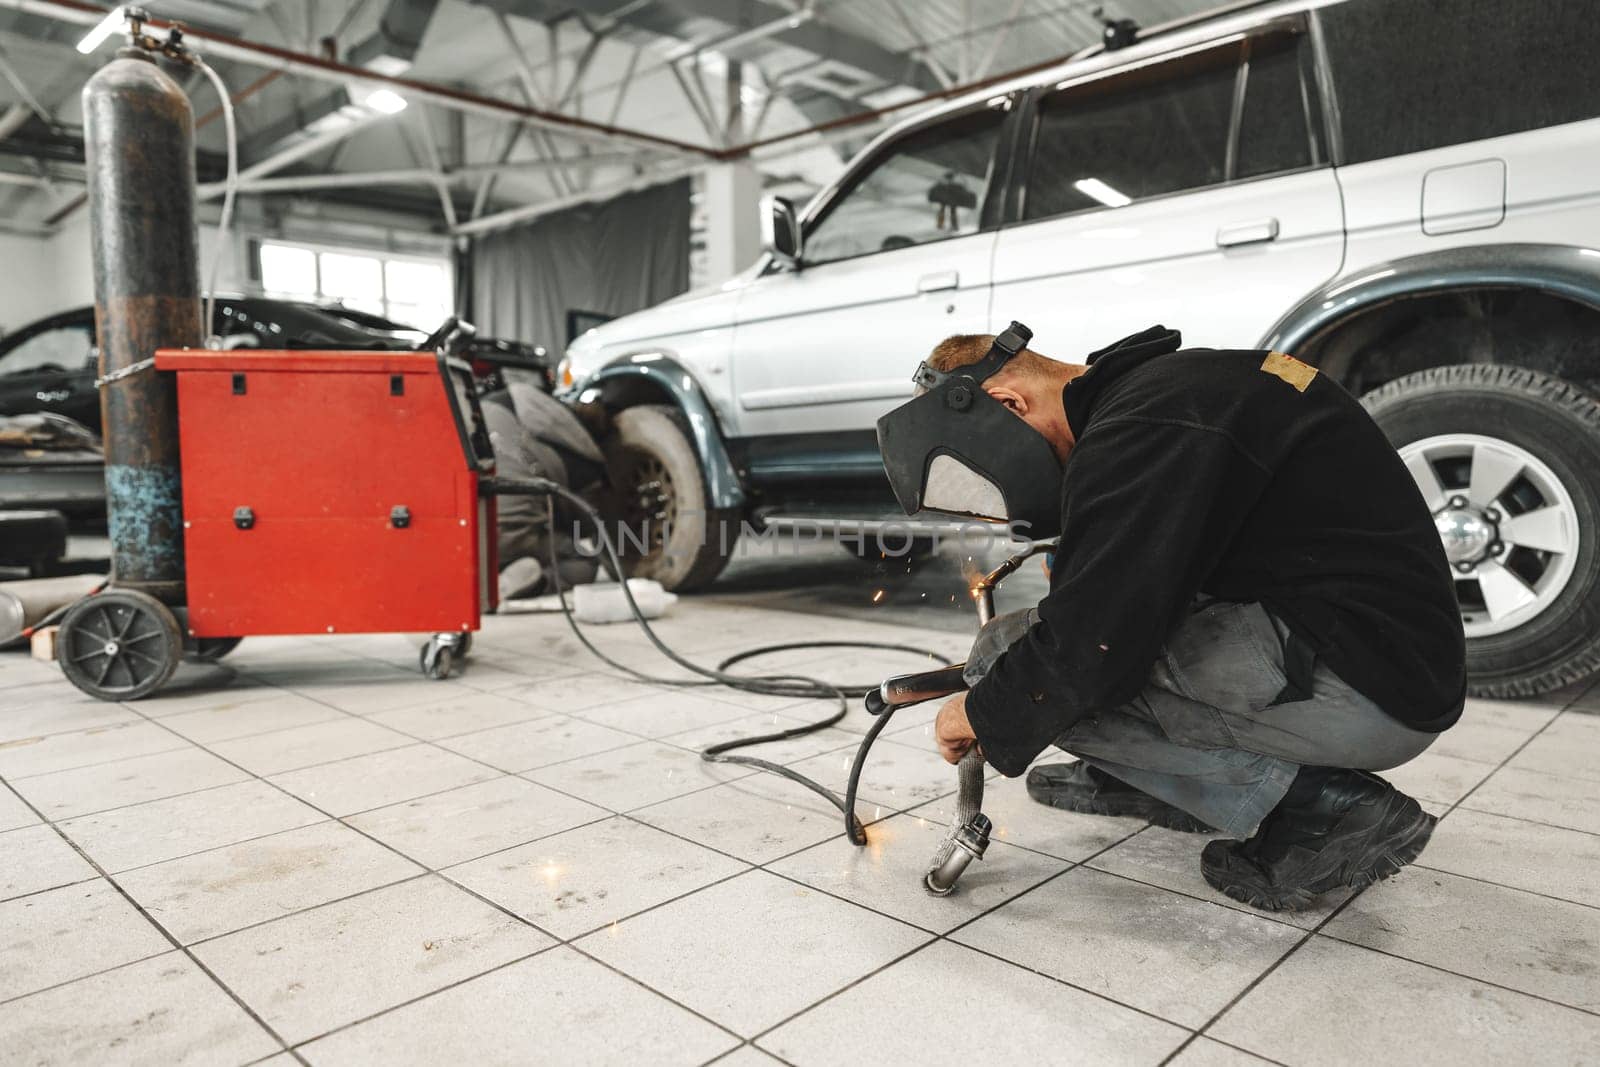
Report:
0,324,94,375
1022,30,1323,223
1236,34,1326,180
1322,0,1600,165
804,107,1006,266
1024,45,1239,221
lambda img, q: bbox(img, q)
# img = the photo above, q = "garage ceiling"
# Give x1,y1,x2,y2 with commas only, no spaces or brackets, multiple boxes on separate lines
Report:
0,0,1236,236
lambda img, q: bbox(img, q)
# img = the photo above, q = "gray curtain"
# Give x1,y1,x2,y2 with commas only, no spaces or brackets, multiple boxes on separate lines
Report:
468,178,691,358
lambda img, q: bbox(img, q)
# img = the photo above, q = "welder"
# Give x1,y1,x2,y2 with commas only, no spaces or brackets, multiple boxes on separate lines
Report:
876,323,1466,912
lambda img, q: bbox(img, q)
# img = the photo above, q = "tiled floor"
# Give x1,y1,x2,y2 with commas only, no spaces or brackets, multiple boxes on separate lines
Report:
1,599,1597,1066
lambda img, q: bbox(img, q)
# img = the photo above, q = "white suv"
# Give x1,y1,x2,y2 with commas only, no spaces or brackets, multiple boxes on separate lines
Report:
563,0,1600,699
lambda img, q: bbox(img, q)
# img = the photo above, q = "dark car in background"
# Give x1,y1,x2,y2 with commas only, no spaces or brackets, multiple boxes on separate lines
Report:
0,297,552,433
0,298,552,523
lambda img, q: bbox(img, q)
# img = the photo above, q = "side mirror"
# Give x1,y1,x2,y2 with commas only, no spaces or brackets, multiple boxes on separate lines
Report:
760,194,802,269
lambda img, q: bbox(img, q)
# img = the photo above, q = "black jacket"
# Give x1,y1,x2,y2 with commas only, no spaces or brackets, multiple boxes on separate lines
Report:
964,326,1466,778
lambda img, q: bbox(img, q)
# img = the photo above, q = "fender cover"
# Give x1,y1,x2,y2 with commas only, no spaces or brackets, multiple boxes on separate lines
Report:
1260,243,1600,353
574,355,744,511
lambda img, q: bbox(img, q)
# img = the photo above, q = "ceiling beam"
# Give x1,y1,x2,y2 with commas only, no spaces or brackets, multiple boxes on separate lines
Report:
347,0,441,74
0,0,719,159
474,0,946,95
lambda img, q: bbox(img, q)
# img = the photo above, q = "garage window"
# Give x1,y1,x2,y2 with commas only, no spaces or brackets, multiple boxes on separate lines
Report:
803,106,1006,265
255,241,454,331
1322,0,1600,165
1022,28,1323,221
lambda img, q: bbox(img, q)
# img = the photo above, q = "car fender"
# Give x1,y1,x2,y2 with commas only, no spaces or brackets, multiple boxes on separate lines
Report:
1260,243,1600,354
574,354,745,511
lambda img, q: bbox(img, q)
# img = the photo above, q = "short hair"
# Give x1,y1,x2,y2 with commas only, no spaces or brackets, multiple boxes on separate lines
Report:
923,333,1055,384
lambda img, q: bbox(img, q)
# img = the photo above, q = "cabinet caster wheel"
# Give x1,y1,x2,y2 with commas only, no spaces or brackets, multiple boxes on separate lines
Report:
58,589,183,701
190,636,243,662
420,634,463,680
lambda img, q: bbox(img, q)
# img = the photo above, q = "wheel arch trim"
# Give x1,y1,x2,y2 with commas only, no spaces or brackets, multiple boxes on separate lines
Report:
572,352,745,510
1260,244,1600,354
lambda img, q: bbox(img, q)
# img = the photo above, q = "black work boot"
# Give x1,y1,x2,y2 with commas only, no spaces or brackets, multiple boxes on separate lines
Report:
1200,767,1437,912
1026,760,1213,833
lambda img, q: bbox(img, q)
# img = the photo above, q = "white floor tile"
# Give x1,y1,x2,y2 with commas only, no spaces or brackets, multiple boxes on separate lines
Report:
1210,935,1600,1064
1324,864,1600,1011
1460,764,1600,835
269,743,497,817
663,712,862,767
1165,1038,1278,1066
1428,699,1555,765
288,674,479,716
347,776,609,869
118,821,421,944
577,689,761,739
708,1047,788,1067
783,737,962,814
1504,711,1600,782
1383,749,1498,807
363,690,548,740
0,783,37,833
577,869,929,1037
208,717,414,776
761,940,1186,1065
0,721,189,779
952,865,1303,1028
1420,807,1600,907
0,824,96,901
298,947,737,1066
631,776,847,865
0,953,279,1064
0,879,169,1001
157,695,345,745
192,875,550,1045
437,714,638,773
447,816,748,939
523,740,750,812
128,674,286,718
57,779,323,874
495,671,666,713
0,692,139,745
9,747,248,821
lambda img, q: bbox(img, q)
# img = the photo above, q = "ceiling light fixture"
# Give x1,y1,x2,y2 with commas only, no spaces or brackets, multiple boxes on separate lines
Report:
75,6,127,54
363,88,408,115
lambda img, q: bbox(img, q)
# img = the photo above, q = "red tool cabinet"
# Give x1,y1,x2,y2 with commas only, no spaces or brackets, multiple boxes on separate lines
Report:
153,348,497,639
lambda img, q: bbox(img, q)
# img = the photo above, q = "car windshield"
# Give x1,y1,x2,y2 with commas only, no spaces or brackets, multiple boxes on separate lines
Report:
306,303,428,337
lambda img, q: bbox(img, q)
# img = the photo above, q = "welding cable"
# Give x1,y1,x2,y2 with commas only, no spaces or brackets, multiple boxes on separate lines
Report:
19,579,108,640
190,55,237,348
487,478,947,845
542,491,933,845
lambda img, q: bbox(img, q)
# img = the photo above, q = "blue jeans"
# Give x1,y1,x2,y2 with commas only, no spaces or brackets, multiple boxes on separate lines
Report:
1053,601,1436,838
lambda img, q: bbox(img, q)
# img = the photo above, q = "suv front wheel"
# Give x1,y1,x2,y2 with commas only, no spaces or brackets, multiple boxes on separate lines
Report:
601,405,740,592
1363,364,1600,698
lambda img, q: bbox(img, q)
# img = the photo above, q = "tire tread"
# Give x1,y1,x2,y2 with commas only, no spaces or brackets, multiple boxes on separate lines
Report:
1363,364,1600,698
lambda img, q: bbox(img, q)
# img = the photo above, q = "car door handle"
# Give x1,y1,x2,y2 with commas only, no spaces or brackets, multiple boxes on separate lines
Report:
917,270,960,293
1216,218,1280,248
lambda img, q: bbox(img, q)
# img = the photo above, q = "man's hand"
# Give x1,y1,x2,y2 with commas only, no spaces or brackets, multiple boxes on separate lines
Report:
935,691,979,765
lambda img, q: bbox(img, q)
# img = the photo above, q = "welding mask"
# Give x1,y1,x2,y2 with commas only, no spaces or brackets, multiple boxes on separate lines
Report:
876,321,1064,540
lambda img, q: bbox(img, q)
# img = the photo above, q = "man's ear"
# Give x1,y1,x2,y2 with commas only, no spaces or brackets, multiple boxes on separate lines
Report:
986,383,1029,416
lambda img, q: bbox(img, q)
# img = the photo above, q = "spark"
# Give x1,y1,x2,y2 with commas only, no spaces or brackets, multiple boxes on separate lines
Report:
872,590,885,603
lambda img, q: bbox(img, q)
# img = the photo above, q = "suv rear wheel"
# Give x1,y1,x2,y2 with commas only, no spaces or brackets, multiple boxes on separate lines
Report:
1363,364,1600,698
601,405,739,592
